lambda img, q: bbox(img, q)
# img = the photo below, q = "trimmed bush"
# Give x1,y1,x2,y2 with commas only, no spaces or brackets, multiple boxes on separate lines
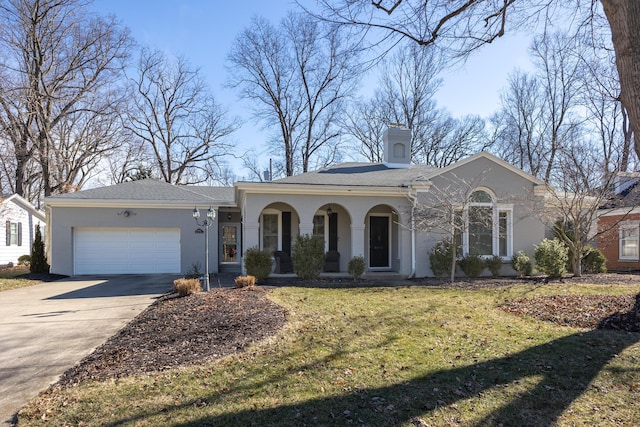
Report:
534,238,568,278
30,225,49,274
234,275,256,288
511,251,532,277
292,234,325,280
429,239,454,279
458,254,484,278
185,262,202,279
173,278,201,296
18,254,31,266
348,256,366,281
244,246,273,282
582,246,607,273
484,255,503,278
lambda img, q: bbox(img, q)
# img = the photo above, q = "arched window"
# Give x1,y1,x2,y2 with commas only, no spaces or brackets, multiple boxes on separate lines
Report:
458,189,512,257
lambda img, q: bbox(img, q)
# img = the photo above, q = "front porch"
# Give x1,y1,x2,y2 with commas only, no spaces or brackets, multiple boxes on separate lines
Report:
238,193,413,276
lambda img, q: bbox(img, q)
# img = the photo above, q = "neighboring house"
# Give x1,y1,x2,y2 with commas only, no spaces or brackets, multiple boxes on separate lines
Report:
597,173,640,272
0,194,46,266
45,127,549,277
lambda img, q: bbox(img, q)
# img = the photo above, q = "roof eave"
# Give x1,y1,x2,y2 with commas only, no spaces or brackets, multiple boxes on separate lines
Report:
236,182,409,197
44,198,237,209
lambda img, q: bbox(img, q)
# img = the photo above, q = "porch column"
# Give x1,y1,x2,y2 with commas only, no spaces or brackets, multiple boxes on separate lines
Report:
299,222,314,237
243,221,260,274
351,223,365,258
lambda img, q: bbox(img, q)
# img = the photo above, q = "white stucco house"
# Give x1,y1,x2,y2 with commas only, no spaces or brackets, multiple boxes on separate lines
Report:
1,194,46,266
45,127,548,278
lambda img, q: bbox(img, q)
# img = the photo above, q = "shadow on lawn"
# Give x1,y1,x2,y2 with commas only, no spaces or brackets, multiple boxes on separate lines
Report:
102,327,640,427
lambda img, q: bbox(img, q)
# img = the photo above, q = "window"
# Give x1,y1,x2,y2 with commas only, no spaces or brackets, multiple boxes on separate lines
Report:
313,213,329,251
620,222,639,260
313,215,325,238
262,213,279,254
5,221,21,246
498,211,508,257
458,190,512,258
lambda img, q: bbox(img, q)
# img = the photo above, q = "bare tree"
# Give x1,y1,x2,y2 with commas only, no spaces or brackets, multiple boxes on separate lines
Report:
343,43,487,166
341,97,388,162
544,158,620,277
491,32,584,184
0,0,133,198
312,0,640,163
126,48,239,185
227,12,361,176
491,71,546,176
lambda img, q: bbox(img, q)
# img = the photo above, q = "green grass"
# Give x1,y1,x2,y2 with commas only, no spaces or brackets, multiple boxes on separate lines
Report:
19,282,640,426
0,266,40,291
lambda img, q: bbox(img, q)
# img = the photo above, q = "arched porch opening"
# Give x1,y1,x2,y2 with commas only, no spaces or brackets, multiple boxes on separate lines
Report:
310,203,352,272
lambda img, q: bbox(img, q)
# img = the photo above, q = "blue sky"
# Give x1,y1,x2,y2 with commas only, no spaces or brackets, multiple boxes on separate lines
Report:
91,0,533,173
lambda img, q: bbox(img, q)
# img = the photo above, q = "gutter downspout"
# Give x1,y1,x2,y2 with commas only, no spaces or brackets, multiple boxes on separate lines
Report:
407,187,417,279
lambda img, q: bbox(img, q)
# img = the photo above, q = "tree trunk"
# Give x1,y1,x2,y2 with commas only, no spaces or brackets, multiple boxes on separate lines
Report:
601,0,640,160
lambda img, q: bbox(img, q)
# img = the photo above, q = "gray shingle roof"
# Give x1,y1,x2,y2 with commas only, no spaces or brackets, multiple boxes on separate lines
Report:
46,179,234,203
272,162,438,187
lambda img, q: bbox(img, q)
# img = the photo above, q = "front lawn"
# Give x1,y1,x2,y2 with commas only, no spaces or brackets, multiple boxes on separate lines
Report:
0,266,40,291
19,280,640,426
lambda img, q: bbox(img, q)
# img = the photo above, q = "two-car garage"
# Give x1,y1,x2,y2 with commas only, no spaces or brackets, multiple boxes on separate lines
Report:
73,227,181,275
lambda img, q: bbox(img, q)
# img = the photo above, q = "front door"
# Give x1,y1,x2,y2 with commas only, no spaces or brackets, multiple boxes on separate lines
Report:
369,216,389,268
221,224,240,268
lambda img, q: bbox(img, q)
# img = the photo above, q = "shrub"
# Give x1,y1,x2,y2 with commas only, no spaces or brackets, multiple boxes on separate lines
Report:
534,238,569,278
30,225,49,274
458,254,484,278
292,234,325,280
511,251,532,277
429,239,454,279
185,262,202,279
348,256,366,281
234,275,256,288
484,255,503,278
582,246,607,273
244,246,273,282
173,278,201,296
18,254,31,266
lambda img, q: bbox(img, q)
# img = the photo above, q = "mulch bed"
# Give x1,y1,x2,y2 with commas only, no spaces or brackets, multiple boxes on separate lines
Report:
54,273,640,386
57,287,287,386
501,294,640,330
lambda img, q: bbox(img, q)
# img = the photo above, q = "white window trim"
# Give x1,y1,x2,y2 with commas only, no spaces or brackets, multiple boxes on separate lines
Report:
619,221,639,261
261,209,281,252
458,192,513,259
496,205,513,259
9,222,18,246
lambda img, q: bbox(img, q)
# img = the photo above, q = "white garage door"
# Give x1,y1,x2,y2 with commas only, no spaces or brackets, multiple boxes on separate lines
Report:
74,227,181,274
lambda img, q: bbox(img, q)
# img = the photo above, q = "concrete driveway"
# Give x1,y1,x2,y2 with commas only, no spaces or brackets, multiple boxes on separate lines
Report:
0,274,176,426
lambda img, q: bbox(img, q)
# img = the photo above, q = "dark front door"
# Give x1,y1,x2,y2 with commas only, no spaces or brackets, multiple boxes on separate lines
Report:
369,216,389,268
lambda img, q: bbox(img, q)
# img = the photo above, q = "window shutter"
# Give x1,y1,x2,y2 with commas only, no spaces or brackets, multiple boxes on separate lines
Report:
17,222,22,246
5,221,9,246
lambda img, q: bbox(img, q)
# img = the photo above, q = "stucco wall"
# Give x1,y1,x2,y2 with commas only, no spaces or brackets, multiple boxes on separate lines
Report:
241,192,412,275
414,157,546,277
48,206,218,276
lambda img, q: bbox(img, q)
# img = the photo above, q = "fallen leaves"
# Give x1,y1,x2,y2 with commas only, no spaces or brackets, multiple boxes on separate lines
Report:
500,294,640,330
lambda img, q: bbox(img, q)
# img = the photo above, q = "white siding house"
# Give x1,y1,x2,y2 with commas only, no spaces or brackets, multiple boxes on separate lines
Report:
0,194,46,266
